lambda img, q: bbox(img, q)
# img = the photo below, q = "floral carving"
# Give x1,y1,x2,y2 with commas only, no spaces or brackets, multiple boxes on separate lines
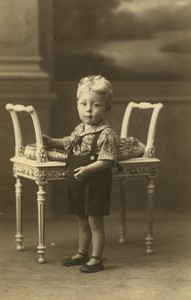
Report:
13,163,67,184
113,163,157,177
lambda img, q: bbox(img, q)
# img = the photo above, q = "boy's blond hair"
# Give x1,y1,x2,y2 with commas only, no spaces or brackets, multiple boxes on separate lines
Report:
77,75,113,107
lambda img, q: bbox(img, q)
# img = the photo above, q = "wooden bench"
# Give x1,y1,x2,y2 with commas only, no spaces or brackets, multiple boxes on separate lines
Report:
6,101,163,262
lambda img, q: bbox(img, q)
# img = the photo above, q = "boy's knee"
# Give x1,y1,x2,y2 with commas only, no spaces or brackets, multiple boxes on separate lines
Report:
88,215,103,230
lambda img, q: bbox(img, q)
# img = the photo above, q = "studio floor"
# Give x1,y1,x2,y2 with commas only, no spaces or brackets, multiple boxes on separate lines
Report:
1,214,191,300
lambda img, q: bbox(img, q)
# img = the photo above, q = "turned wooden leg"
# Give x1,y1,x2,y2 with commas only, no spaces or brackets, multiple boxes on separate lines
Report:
15,177,24,251
36,185,46,263
118,178,126,243
145,178,155,254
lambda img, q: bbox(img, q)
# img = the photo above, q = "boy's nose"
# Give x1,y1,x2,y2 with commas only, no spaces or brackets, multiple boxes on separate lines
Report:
86,105,92,112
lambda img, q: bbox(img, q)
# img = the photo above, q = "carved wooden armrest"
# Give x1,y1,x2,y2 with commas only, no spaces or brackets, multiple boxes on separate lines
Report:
120,102,163,158
6,103,48,162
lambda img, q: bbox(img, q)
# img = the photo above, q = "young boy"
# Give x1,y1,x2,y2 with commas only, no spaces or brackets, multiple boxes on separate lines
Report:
44,75,119,272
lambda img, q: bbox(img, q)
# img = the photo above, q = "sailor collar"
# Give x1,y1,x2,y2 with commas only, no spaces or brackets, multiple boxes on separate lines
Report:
76,120,110,137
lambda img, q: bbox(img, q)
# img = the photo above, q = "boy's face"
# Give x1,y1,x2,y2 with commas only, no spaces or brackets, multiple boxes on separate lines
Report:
77,92,109,126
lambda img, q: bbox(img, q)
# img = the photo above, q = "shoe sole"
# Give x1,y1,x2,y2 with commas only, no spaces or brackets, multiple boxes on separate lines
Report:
61,258,89,266
80,265,104,273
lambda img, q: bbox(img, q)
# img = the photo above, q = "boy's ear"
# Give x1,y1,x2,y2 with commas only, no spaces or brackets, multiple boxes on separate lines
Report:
106,104,111,111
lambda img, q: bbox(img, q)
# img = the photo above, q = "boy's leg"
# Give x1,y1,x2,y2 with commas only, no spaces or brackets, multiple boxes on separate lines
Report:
87,215,105,265
61,214,91,266
72,214,91,258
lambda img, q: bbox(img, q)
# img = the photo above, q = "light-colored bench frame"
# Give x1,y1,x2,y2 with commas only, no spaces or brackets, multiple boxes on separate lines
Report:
6,101,163,263
113,102,163,252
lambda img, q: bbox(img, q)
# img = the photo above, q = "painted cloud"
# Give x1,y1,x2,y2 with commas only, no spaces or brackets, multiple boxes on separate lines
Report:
53,0,191,80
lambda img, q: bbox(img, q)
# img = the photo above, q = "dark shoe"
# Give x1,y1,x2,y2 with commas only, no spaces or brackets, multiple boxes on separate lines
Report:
79,256,104,273
61,252,89,266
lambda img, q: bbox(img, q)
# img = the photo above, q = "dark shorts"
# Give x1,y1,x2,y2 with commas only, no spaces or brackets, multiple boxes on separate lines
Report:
67,154,112,216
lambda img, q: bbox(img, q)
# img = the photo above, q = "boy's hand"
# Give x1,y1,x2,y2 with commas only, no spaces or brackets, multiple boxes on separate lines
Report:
74,166,90,180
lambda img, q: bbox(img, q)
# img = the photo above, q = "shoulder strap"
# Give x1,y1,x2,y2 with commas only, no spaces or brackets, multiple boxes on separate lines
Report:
90,131,103,157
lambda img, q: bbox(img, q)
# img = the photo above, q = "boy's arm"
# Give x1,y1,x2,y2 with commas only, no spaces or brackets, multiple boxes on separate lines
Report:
43,135,65,148
50,138,65,148
74,160,114,180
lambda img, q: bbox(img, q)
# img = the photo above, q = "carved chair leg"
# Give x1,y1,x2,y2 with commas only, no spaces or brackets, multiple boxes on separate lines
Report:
15,177,24,251
145,178,155,254
119,178,126,243
36,185,46,263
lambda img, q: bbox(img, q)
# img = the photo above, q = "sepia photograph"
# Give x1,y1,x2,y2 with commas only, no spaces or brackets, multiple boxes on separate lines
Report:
0,0,191,299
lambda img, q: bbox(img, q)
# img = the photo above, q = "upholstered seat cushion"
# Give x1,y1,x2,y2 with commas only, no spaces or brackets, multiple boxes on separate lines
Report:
24,144,68,162
24,137,145,162
117,137,145,161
